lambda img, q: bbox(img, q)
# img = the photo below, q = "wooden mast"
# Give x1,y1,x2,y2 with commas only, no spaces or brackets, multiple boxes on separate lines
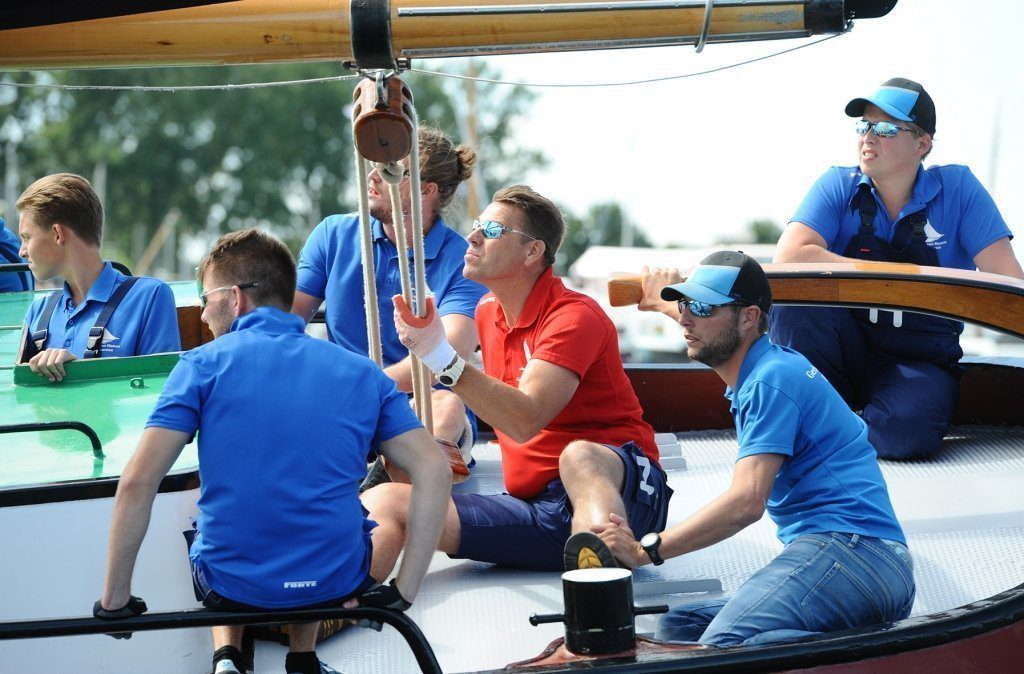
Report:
0,0,895,70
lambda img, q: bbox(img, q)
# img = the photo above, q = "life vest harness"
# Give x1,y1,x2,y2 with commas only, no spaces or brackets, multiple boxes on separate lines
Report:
843,183,961,365
24,276,139,362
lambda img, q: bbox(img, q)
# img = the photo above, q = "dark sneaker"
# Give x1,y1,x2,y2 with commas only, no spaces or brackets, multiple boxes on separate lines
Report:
563,531,618,571
359,457,391,493
212,659,241,674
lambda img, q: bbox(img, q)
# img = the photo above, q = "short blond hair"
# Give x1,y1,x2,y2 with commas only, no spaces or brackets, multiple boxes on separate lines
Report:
16,173,103,247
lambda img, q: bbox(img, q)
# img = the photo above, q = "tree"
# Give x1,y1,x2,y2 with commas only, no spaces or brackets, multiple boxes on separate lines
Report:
556,201,652,274
1,61,541,276
747,219,783,244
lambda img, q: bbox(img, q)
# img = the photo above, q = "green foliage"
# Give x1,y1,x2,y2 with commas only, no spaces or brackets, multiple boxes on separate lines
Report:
0,60,542,276
557,201,652,274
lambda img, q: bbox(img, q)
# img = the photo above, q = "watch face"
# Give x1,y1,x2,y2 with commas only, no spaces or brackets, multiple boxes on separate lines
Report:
439,375,454,386
640,532,658,548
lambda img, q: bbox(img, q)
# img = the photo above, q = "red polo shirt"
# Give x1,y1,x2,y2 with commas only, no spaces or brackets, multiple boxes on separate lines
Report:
476,268,658,499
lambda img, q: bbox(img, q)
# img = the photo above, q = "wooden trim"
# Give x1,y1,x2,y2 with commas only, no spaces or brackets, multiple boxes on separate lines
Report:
609,263,1024,339
176,304,213,350
0,0,841,69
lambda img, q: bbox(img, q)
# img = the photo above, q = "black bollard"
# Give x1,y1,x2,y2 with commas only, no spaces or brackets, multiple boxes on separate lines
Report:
562,568,636,655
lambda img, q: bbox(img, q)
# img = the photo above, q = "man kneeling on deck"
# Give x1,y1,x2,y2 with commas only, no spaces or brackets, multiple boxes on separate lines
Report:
597,252,915,646
94,229,451,674
364,185,672,573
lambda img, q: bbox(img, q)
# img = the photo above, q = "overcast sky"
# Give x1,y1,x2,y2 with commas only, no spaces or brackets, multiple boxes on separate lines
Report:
461,0,1024,248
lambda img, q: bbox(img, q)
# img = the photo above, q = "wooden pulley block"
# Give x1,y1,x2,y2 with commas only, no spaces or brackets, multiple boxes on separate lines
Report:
352,74,415,163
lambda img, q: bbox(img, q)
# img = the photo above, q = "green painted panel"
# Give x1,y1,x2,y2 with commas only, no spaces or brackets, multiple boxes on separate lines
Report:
0,352,199,489
0,280,203,489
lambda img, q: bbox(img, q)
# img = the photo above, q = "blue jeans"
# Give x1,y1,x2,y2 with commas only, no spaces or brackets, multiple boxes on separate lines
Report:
656,533,915,646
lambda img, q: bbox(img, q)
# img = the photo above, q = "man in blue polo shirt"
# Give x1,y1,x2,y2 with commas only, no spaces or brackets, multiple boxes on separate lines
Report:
95,229,451,674
16,173,179,381
292,127,486,465
597,252,915,646
772,77,1023,459
0,217,33,292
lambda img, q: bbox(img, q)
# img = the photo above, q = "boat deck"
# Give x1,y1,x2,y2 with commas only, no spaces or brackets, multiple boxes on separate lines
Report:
255,425,1024,673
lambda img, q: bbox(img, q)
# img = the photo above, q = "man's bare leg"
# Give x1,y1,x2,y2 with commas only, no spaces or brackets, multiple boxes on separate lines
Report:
211,625,244,673
361,483,464,581
430,389,470,448
559,440,627,533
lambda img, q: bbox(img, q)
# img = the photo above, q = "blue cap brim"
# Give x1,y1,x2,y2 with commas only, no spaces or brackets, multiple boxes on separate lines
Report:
661,281,735,306
846,85,921,123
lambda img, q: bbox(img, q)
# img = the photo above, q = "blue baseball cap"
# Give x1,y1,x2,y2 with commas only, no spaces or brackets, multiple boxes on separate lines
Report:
845,77,936,136
660,251,772,312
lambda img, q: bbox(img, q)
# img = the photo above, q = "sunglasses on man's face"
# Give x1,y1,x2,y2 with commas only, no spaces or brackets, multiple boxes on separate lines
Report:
855,119,914,138
677,298,743,318
194,266,260,308
472,219,538,241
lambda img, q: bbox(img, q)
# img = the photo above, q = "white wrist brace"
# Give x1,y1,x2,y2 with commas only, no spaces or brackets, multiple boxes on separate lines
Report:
420,340,457,373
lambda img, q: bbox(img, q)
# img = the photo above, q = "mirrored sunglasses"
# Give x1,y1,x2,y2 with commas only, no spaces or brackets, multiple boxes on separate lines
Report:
677,298,741,318
472,219,538,241
855,119,914,138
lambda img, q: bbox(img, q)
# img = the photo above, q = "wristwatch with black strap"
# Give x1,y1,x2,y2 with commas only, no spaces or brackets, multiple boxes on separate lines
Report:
639,531,664,566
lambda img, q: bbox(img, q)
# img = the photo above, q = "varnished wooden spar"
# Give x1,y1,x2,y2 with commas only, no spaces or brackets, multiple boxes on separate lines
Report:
608,262,1024,339
0,0,894,70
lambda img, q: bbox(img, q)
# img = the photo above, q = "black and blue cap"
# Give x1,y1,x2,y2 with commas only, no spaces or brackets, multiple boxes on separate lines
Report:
845,77,936,136
660,251,772,313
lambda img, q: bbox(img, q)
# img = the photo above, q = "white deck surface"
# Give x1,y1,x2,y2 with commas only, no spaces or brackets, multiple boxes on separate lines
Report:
3,427,1021,674
274,427,1024,674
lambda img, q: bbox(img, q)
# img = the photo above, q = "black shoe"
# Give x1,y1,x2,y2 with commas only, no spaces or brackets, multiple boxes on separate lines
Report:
211,645,243,674
359,457,391,493
286,651,340,674
563,531,618,571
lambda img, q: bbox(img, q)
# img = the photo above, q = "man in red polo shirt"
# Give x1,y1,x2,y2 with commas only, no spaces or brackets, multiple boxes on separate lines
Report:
362,185,672,572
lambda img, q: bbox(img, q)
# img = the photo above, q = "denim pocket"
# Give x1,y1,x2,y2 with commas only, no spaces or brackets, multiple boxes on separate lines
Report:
800,560,886,629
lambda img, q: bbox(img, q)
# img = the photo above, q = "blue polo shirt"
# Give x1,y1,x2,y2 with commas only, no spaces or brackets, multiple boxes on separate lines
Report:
147,307,422,608
297,213,486,366
23,262,179,357
727,335,906,545
0,223,32,292
793,164,1011,270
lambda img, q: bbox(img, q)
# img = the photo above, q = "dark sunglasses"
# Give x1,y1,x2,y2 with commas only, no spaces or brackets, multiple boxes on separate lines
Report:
855,119,914,138
472,219,538,241
677,298,744,318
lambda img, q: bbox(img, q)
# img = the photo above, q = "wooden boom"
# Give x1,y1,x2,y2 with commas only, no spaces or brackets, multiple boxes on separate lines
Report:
0,0,896,70
608,262,1024,339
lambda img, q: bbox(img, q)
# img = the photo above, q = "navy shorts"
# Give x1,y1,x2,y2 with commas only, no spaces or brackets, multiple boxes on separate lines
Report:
451,441,673,571
184,527,375,611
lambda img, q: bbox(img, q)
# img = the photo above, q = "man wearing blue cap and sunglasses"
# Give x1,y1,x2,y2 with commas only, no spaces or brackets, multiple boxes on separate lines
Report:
772,77,1023,460
605,251,914,647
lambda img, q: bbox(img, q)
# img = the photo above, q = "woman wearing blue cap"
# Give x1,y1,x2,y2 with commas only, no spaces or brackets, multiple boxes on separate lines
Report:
770,77,1023,459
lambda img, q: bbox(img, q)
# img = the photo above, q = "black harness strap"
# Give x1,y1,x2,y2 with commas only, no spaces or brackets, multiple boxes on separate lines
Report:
350,0,396,70
854,183,877,235
29,290,64,357
84,276,139,358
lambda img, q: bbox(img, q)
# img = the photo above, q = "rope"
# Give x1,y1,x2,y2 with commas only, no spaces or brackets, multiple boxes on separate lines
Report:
353,151,383,367
0,33,844,92
407,107,434,435
374,150,434,434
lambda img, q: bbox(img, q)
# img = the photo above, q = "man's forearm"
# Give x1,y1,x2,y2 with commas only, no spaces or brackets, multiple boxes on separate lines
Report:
394,455,451,601
450,365,546,443
101,483,158,608
384,358,414,392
